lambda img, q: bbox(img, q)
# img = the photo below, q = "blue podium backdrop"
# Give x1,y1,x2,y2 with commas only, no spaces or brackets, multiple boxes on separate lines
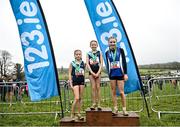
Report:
84,0,142,94
10,0,58,101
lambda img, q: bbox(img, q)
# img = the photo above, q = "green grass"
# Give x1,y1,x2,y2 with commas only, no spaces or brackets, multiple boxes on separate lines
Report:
139,68,171,76
0,114,59,126
0,79,180,126
149,82,180,112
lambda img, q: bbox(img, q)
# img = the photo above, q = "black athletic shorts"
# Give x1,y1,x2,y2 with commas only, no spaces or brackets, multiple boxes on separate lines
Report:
72,75,85,86
109,75,124,80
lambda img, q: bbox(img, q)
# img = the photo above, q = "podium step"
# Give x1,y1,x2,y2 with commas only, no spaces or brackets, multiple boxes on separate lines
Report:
112,112,140,126
60,108,140,126
60,117,86,126
86,107,112,126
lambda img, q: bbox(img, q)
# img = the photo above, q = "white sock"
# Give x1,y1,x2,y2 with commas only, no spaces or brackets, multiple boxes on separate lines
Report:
114,106,118,110
122,107,126,111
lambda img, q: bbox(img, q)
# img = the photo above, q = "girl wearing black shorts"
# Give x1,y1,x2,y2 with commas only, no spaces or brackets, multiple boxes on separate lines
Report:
68,49,85,120
105,36,128,116
86,40,103,110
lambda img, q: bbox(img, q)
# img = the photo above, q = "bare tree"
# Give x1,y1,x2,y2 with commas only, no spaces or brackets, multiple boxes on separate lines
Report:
12,63,25,81
0,58,3,77
0,50,13,78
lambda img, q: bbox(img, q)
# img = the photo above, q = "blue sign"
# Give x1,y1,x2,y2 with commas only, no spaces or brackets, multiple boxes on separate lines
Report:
84,0,141,94
10,0,58,101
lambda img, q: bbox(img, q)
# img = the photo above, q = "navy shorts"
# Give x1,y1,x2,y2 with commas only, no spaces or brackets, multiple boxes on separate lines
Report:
109,76,124,80
72,75,85,86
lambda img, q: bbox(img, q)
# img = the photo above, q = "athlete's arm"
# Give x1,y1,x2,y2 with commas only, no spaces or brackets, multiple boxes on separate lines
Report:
105,51,110,77
86,53,95,76
97,51,103,76
120,48,128,81
120,48,127,74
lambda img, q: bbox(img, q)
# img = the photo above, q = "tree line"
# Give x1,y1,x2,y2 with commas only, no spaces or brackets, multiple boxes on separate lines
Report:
0,50,24,81
138,61,180,69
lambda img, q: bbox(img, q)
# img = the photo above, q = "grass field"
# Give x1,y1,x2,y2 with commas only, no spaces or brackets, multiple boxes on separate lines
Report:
0,80,180,126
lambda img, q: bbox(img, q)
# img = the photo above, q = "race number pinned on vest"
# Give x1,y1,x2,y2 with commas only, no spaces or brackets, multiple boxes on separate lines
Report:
72,61,84,76
90,57,99,65
88,51,99,65
110,61,120,69
75,68,84,76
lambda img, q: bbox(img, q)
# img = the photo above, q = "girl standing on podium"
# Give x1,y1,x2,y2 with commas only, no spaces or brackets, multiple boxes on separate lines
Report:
68,49,85,120
86,40,103,110
105,36,128,116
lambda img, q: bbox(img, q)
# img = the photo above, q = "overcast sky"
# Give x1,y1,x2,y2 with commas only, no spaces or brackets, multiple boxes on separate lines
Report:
0,0,180,68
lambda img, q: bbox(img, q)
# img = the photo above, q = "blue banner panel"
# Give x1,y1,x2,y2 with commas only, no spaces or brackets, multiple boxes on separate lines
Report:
10,0,58,101
84,0,141,94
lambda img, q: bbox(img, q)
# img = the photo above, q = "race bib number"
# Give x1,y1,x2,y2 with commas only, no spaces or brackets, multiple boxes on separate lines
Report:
110,61,120,69
90,58,99,65
75,68,84,76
